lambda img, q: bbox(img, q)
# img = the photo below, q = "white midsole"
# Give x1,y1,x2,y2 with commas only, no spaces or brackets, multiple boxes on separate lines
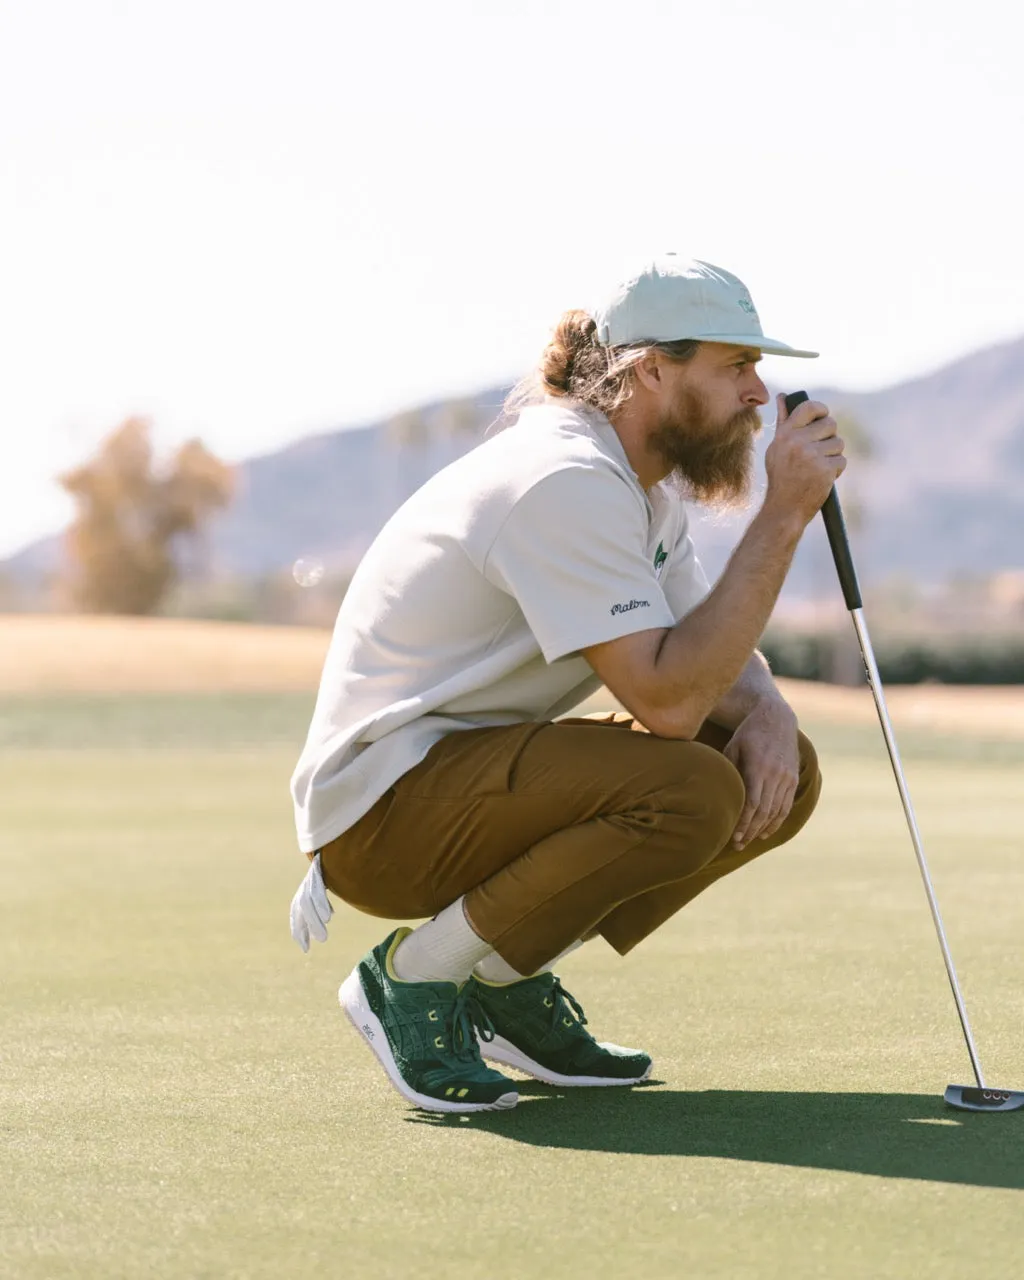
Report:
483,1033,653,1087
338,970,518,1114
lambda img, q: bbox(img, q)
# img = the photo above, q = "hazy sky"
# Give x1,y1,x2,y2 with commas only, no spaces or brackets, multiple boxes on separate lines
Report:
2,0,1022,557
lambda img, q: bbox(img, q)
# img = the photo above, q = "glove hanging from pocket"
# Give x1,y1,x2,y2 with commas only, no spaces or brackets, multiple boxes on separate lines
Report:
289,852,334,952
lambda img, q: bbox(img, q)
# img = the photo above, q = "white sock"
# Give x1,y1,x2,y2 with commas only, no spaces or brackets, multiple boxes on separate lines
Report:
474,938,585,985
391,897,494,984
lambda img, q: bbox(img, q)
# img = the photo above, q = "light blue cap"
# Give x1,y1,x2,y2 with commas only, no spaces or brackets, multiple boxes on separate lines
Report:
592,255,818,358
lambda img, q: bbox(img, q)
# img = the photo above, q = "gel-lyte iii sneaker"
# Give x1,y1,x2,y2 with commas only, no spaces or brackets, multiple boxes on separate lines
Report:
339,928,519,1113
468,971,653,1086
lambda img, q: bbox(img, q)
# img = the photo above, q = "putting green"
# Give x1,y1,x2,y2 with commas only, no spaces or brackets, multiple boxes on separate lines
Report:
1,695,1021,1279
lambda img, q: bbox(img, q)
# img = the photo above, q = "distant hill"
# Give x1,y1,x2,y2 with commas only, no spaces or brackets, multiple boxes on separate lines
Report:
6,337,1024,598
2,390,507,587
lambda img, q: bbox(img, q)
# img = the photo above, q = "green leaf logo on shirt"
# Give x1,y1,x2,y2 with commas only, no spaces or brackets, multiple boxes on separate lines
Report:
653,542,668,574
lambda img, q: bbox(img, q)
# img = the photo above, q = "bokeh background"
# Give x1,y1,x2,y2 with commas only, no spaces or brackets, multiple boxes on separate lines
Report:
3,5,1024,1279
2,0,1023,684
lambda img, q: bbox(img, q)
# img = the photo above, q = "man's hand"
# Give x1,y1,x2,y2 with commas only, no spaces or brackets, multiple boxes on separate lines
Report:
722,699,800,850
764,394,847,525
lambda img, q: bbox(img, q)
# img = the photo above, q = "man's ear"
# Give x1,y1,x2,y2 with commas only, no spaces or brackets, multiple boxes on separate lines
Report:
632,349,663,393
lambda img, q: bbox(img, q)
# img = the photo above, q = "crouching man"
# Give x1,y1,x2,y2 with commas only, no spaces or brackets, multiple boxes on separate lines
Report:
290,255,844,1113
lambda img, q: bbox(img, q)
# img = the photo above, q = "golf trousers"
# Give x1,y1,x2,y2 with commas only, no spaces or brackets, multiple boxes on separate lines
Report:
316,713,822,975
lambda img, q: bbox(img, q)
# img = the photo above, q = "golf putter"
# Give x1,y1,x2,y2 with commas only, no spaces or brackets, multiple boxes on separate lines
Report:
784,390,1023,1113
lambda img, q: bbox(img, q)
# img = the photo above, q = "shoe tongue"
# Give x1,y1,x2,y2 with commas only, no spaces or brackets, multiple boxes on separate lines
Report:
499,970,555,993
427,978,462,996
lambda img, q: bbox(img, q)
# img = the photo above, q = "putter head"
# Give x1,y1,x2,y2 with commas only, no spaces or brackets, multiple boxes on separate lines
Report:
945,1084,1024,1113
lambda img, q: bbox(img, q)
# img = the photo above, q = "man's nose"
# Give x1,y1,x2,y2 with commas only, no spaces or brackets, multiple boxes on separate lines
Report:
743,373,770,407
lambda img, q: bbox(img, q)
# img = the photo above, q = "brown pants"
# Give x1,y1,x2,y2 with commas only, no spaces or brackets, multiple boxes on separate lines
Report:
318,713,822,975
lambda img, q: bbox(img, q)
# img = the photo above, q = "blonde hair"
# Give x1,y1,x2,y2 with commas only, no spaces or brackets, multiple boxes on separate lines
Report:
501,310,699,423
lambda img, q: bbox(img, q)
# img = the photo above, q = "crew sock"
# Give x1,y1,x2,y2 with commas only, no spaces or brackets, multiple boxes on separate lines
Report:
474,939,585,985
391,897,494,984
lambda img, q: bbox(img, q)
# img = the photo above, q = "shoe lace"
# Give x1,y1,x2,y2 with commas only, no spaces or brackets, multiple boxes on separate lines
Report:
446,985,496,1062
546,977,588,1035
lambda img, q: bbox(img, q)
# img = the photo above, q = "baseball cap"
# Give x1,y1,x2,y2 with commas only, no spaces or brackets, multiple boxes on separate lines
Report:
592,254,818,359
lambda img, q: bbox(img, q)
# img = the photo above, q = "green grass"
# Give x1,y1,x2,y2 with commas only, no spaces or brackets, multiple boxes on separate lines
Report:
0,692,317,749
2,696,1023,1279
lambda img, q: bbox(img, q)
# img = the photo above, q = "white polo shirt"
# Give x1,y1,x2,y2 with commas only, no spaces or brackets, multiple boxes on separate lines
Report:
291,400,711,852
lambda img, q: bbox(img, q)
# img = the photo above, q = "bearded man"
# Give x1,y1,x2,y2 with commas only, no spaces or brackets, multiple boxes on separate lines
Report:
289,255,847,1113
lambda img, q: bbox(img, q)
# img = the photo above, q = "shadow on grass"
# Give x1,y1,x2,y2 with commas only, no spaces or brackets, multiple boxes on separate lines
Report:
406,1086,1024,1189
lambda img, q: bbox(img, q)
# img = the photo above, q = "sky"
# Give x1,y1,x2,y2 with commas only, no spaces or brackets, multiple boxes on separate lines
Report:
2,0,1023,558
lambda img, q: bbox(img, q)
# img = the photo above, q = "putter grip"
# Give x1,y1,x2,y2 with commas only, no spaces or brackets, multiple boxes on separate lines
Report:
783,390,863,611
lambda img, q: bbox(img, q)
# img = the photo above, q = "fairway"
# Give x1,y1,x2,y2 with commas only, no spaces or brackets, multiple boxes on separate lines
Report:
2,693,1023,1279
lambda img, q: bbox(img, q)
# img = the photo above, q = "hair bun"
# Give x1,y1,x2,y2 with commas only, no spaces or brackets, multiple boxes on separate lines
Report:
539,310,598,396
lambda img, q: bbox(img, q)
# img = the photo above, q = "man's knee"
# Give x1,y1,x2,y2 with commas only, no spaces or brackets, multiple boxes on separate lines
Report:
688,745,746,843
796,731,821,794
752,731,823,854
648,744,746,861
790,730,823,830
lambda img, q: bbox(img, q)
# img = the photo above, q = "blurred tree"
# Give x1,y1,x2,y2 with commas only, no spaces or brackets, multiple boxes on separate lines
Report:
59,417,234,615
434,397,481,438
386,407,430,448
384,408,431,513
833,411,874,533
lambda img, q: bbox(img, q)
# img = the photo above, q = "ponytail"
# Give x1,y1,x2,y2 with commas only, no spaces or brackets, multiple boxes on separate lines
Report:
498,312,698,427
538,310,606,398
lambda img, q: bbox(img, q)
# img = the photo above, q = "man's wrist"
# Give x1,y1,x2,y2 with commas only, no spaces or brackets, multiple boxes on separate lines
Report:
743,692,798,733
708,654,794,731
754,496,807,547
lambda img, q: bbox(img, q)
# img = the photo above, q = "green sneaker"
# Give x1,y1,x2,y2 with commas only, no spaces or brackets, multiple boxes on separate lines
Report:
467,971,653,1087
339,928,519,1113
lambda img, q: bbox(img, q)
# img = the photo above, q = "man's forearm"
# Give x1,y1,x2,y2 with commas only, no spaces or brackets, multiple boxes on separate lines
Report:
648,503,804,735
707,650,792,731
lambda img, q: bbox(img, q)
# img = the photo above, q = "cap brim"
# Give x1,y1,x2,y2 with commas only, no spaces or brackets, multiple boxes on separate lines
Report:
698,332,819,359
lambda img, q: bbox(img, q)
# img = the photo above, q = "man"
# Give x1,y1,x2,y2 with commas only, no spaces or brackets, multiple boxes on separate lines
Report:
289,255,846,1114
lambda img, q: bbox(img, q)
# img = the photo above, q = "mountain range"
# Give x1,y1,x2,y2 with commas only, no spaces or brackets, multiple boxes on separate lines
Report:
6,335,1024,601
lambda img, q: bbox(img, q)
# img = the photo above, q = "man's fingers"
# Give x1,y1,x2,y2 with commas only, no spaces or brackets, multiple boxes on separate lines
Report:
736,769,800,847
738,776,784,846
803,416,839,442
732,777,763,847
776,398,836,443
779,398,829,431
749,776,797,844
761,778,798,841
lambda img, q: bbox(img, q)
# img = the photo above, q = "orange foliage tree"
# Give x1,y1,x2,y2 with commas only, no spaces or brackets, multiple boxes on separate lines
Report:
59,417,234,615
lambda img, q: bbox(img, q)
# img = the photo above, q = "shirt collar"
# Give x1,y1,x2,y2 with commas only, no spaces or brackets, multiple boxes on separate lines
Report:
527,398,676,519
540,397,637,478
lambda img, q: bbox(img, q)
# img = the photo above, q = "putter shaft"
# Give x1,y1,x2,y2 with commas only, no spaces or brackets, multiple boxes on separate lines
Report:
850,607,987,1089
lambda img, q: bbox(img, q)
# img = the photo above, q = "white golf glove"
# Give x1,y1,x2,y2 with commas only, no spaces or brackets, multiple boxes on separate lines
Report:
289,852,334,952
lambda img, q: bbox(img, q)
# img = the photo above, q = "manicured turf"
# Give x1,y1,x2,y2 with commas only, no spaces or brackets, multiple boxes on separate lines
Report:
2,696,1022,1278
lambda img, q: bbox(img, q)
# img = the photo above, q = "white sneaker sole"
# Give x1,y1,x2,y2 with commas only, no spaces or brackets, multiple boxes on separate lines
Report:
338,970,519,1114
483,1034,653,1087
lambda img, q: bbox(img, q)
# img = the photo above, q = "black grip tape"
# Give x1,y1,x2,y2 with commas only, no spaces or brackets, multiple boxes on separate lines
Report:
783,390,863,611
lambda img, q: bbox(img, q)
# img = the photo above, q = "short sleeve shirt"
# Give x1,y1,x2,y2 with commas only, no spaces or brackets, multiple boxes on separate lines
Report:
290,400,711,851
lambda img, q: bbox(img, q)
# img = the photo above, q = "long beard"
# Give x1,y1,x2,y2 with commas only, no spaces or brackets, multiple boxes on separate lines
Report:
649,386,761,508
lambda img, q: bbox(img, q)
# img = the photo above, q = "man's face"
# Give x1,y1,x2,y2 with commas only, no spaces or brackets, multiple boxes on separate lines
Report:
648,343,770,507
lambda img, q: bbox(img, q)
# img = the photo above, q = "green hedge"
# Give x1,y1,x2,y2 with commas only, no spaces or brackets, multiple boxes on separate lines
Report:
760,631,1024,685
